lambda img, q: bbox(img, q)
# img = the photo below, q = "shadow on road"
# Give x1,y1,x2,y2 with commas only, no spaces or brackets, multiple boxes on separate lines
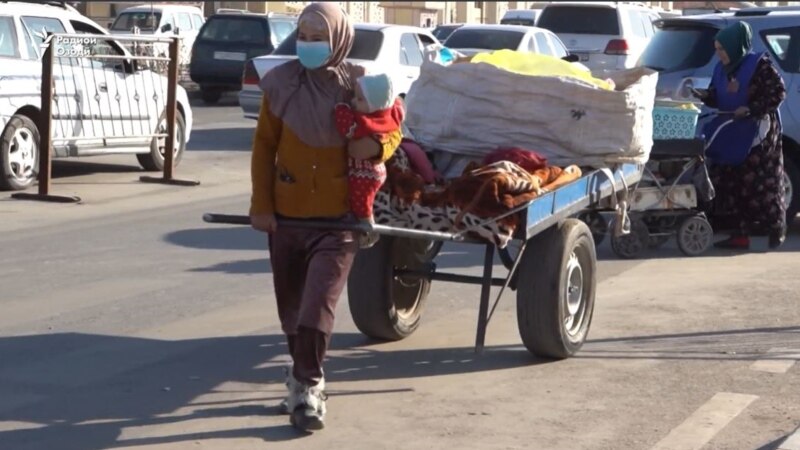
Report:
0,332,539,449
581,325,800,362
165,226,266,252
51,160,145,181
187,128,254,152
596,218,800,261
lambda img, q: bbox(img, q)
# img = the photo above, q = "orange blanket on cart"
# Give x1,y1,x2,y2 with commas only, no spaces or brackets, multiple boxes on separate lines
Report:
372,149,581,247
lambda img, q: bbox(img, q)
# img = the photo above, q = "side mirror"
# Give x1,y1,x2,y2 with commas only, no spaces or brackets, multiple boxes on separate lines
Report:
562,53,580,63
161,23,172,33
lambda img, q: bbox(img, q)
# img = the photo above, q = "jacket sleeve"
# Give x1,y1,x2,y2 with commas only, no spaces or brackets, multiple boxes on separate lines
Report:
250,95,282,216
747,56,786,118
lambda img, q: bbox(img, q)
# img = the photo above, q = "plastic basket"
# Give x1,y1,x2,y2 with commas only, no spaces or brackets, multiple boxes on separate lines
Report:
652,105,700,140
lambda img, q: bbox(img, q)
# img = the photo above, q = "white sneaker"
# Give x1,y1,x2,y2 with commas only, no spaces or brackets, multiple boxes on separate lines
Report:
278,365,292,415
286,373,327,431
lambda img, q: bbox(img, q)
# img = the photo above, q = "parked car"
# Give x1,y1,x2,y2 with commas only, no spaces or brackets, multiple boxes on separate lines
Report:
500,9,541,26
443,24,589,69
0,1,193,191
191,11,297,104
239,24,438,119
110,4,205,66
637,6,800,219
431,23,462,42
536,1,660,75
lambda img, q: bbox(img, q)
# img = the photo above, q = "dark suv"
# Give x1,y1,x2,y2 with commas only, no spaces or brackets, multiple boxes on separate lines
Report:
639,7,800,220
190,11,296,104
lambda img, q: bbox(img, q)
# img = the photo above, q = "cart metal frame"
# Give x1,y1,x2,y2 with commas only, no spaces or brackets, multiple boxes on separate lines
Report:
203,163,643,356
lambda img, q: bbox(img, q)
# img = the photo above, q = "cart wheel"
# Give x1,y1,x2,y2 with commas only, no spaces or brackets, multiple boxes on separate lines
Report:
677,214,713,257
610,217,649,259
516,219,596,359
348,237,441,341
577,211,608,246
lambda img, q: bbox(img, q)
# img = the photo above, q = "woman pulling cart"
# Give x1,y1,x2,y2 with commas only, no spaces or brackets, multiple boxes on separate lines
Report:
249,3,400,431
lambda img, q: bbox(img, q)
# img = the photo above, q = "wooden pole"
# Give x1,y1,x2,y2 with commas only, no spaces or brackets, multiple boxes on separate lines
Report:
39,36,54,196
164,37,179,181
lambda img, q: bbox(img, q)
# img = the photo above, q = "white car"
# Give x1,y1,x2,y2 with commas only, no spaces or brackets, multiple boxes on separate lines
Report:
110,4,205,65
536,1,660,75
0,1,193,191
239,24,438,119
444,24,590,70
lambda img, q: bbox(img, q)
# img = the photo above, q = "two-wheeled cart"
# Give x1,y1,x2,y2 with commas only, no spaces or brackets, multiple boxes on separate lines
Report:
204,163,642,359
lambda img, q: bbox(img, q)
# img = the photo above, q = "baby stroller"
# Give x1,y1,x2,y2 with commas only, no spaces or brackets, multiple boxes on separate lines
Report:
606,108,739,259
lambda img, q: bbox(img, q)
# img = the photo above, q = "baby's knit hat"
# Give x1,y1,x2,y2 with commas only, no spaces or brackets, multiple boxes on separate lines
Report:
357,73,394,113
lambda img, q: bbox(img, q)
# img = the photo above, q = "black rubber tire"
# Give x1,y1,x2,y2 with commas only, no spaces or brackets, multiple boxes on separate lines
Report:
785,156,799,222
610,216,649,259
0,114,40,191
347,237,440,341
516,219,597,359
137,113,186,172
577,211,608,247
200,88,222,105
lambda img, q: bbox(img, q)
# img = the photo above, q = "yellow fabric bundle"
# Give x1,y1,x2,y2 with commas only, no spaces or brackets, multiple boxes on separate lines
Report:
470,49,614,90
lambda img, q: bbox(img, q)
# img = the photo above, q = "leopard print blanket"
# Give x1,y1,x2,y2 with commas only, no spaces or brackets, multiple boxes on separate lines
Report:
373,149,582,248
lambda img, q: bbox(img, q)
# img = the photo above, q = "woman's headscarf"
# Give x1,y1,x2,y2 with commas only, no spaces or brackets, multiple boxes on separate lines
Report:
259,3,362,148
715,22,753,76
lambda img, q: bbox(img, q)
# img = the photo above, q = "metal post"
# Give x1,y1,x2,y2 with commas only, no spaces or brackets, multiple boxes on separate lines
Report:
164,37,178,180
38,41,54,196
474,243,494,353
11,34,80,204
140,36,199,186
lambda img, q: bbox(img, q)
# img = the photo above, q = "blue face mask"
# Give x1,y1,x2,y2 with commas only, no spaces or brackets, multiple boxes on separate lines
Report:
296,41,332,69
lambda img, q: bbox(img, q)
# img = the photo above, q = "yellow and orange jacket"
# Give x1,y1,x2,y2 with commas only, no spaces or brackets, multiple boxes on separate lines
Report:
250,95,401,218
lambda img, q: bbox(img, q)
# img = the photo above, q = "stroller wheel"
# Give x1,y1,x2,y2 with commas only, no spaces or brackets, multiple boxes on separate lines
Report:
677,215,713,257
610,217,649,259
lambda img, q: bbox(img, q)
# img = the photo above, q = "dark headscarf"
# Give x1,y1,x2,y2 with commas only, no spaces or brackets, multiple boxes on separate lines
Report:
715,22,753,76
259,3,362,148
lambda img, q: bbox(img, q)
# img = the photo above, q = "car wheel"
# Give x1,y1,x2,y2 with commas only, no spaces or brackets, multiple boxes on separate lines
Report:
137,113,186,172
0,114,40,191
201,88,222,105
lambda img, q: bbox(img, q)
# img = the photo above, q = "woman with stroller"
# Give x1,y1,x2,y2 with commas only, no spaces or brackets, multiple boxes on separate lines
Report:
694,22,787,250
249,3,400,431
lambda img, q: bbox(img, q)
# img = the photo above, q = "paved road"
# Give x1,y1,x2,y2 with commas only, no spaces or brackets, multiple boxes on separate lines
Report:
0,101,799,450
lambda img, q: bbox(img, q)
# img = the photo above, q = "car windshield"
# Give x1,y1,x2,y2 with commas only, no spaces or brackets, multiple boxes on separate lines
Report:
444,29,524,50
537,6,620,35
638,25,717,72
111,12,161,32
273,29,383,60
432,26,458,41
270,19,296,44
199,17,266,44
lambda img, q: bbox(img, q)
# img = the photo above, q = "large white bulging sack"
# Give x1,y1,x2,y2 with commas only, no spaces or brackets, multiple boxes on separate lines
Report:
405,60,658,168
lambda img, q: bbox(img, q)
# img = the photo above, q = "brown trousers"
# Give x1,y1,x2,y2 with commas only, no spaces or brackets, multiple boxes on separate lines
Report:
269,224,358,386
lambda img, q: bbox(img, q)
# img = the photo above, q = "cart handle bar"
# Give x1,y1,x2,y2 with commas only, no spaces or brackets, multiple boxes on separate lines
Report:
202,213,467,242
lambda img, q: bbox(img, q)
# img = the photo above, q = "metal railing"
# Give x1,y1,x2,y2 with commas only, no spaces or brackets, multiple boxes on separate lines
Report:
12,33,198,203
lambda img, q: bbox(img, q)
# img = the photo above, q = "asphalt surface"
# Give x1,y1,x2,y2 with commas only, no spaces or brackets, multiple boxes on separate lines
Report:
0,97,799,450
